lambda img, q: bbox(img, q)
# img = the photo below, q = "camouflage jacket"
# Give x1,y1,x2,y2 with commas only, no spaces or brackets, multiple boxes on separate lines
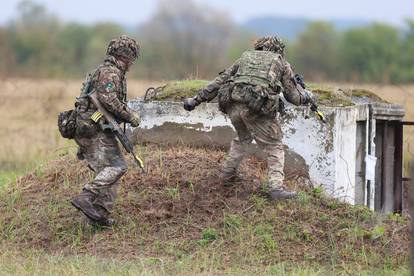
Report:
195,50,312,106
76,55,136,124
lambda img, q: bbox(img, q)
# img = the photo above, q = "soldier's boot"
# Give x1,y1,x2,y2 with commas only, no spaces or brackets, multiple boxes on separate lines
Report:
220,139,249,186
219,169,244,187
71,189,104,223
269,188,298,201
92,190,117,228
260,142,296,201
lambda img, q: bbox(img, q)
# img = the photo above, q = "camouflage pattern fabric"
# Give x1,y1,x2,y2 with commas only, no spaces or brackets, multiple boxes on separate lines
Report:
106,35,140,62
221,103,284,189
253,36,285,55
75,131,127,216
194,43,314,191
195,50,311,108
74,54,138,218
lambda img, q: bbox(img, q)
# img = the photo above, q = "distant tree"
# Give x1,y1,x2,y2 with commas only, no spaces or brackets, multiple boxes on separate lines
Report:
1,0,413,84
8,0,62,77
340,23,400,83
137,0,241,79
290,22,340,81
0,28,16,76
56,23,93,75
83,23,124,72
395,19,414,82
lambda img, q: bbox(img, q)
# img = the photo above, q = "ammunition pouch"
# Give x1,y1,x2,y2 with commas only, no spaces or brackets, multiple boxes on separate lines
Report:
57,109,77,139
246,87,266,113
243,85,280,118
218,82,234,113
261,94,280,118
75,110,100,138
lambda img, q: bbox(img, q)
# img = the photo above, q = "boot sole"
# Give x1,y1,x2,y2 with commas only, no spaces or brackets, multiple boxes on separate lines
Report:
85,217,116,228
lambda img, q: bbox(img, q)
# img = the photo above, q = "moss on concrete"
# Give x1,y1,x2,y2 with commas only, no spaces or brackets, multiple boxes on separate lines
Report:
152,80,209,101
149,80,385,106
350,88,386,102
308,84,386,107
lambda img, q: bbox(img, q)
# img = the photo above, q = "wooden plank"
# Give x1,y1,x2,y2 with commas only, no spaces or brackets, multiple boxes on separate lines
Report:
393,122,403,212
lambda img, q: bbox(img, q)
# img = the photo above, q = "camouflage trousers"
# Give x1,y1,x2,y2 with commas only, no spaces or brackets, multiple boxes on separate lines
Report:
75,130,127,216
222,103,285,190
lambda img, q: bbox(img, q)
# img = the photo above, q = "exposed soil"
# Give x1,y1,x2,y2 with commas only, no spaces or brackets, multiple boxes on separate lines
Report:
0,145,409,269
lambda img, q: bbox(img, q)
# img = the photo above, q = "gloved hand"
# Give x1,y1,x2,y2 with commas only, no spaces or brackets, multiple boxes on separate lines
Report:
183,97,199,112
129,112,141,127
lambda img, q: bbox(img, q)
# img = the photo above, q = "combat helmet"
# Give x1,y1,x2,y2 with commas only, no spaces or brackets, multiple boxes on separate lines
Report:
254,36,285,55
106,35,140,62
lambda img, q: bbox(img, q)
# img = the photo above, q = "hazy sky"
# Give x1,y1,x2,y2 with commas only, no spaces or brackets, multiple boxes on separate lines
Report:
1,0,413,26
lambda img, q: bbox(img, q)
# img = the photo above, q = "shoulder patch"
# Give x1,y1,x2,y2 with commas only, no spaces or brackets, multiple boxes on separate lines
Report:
105,81,115,92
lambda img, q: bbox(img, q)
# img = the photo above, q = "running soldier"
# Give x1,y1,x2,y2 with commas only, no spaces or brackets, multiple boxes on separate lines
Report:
184,36,317,201
70,35,141,226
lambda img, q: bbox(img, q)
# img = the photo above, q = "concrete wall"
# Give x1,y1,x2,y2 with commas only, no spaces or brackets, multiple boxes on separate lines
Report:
128,99,367,203
332,105,368,203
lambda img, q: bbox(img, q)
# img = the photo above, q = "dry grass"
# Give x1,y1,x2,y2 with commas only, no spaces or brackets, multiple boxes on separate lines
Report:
0,145,409,274
0,79,412,274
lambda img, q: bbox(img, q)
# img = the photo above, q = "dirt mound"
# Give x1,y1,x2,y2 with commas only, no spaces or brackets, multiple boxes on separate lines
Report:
0,145,409,271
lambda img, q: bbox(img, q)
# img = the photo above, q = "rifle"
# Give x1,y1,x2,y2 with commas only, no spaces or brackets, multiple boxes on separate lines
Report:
88,90,145,173
294,74,326,123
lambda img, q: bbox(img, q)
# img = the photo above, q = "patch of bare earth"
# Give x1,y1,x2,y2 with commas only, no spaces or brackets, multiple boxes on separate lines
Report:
0,145,409,270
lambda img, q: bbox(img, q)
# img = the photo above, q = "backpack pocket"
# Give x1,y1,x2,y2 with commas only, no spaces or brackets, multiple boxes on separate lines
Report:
57,109,77,139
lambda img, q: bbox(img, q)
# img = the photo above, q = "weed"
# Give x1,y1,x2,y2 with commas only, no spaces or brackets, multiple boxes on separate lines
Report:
327,201,339,210
312,187,324,198
319,214,329,222
387,213,406,224
222,214,243,231
261,234,277,251
198,227,219,246
184,180,194,193
297,191,310,205
368,226,385,240
165,185,180,200
254,223,273,236
301,229,314,242
202,227,218,241
250,195,267,210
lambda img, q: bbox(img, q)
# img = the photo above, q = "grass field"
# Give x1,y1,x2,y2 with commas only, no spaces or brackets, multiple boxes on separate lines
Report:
0,78,413,275
0,146,410,275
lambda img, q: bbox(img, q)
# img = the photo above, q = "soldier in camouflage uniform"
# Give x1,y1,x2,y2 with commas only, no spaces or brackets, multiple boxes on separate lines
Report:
184,36,316,201
71,35,141,226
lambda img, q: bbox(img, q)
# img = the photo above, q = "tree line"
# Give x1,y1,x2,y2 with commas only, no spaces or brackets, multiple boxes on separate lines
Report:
0,0,413,83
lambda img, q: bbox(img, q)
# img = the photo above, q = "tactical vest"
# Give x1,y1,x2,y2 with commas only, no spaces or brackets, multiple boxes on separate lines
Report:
233,50,282,91
76,63,127,113
73,63,127,138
